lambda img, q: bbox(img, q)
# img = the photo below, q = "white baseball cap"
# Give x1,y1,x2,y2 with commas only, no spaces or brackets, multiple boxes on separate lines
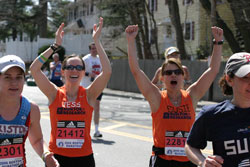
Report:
0,55,25,73
225,52,250,77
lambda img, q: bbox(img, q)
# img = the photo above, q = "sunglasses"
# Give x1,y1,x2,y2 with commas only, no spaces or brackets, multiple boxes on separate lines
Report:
63,65,84,71
162,69,183,76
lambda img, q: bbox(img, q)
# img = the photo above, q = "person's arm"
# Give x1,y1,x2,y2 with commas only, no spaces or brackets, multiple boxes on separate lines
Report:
28,103,59,167
30,23,64,103
151,67,163,89
187,26,223,108
185,143,206,166
87,17,112,105
49,62,56,71
183,65,191,90
125,25,161,112
185,144,224,167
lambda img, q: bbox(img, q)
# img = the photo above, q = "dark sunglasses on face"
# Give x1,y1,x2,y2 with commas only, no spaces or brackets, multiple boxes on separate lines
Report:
162,69,183,76
63,65,84,71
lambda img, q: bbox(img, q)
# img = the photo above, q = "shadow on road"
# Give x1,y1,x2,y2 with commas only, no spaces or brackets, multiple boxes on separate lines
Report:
92,138,115,145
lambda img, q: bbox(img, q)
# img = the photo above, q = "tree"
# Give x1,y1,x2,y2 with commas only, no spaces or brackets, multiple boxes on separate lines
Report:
0,0,36,41
199,0,242,53
49,0,70,29
37,0,48,38
167,0,187,59
97,0,159,59
0,0,71,41
227,0,250,53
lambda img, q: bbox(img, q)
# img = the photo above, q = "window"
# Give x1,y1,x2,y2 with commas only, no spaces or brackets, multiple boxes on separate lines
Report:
150,28,158,44
183,0,193,6
149,0,158,12
216,0,223,4
90,0,94,14
86,4,89,15
184,22,195,40
166,25,172,38
68,10,73,21
74,7,78,19
80,10,85,17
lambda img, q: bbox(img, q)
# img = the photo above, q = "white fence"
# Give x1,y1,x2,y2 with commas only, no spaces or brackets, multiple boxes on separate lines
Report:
0,33,93,63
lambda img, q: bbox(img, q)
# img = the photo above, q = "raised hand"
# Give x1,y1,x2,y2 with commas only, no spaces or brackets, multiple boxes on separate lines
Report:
93,17,103,41
55,23,65,46
125,25,138,41
211,26,223,42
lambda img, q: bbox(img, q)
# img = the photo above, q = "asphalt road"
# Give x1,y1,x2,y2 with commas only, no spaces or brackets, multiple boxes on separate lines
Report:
22,84,214,167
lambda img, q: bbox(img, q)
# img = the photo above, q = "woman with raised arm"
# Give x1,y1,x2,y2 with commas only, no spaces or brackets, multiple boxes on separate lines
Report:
30,17,111,167
185,52,250,167
125,25,223,167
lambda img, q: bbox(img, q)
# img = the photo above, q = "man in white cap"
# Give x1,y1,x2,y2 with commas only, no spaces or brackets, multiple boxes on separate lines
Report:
151,46,191,89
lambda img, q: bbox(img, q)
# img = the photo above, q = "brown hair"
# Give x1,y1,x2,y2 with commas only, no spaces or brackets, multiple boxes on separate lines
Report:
88,42,95,50
161,58,184,76
218,73,234,96
62,54,85,70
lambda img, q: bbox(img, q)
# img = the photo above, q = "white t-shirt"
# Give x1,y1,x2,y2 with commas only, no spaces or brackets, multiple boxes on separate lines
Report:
80,54,102,88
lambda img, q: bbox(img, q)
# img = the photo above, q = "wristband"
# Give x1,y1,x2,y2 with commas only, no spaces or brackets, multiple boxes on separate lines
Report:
50,43,59,52
213,39,223,45
38,56,45,64
42,151,50,162
40,54,48,62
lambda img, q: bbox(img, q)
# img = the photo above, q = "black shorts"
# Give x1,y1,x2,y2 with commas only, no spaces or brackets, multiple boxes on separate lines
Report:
96,92,103,101
149,155,197,167
53,153,95,167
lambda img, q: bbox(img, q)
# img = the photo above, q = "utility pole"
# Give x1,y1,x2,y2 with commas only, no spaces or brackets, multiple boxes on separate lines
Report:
208,0,216,101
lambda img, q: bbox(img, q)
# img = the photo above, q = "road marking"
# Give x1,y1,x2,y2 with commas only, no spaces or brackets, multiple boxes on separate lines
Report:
100,118,152,129
102,123,128,130
99,128,153,142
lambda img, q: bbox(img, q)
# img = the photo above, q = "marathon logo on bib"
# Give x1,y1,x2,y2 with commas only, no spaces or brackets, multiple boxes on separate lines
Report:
56,121,85,148
57,102,86,115
163,104,191,119
0,138,24,167
165,131,189,156
0,124,28,135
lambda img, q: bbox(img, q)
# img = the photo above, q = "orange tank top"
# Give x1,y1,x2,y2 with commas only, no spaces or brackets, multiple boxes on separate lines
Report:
48,86,93,157
151,90,195,162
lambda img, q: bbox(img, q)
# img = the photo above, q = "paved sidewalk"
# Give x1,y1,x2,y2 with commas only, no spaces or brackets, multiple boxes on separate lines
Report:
103,88,218,108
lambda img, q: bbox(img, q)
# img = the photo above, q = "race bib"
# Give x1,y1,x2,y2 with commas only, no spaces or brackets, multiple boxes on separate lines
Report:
56,121,85,148
0,138,24,167
165,131,189,156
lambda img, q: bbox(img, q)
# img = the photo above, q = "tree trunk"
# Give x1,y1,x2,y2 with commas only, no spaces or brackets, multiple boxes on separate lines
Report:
199,0,242,53
128,5,143,59
228,0,250,52
38,0,47,38
145,0,160,59
168,0,187,59
138,2,153,59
